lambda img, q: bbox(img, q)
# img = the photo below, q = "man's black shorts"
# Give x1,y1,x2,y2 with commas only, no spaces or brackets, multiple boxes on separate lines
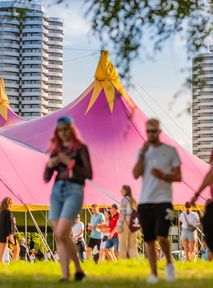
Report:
87,238,101,250
138,203,173,242
202,201,213,253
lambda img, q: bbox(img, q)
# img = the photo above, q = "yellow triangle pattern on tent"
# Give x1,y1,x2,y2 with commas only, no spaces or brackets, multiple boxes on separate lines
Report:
86,51,136,114
0,78,9,120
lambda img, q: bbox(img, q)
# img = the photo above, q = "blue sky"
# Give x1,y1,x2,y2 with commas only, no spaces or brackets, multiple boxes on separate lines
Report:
43,0,194,151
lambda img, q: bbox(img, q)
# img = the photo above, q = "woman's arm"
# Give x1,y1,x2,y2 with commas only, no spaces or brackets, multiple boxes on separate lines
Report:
44,156,59,182
5,211,15,244
117,198,126,231
74,146,93,180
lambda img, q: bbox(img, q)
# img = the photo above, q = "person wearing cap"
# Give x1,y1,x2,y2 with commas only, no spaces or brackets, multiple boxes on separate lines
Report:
105,204,120,262
179,202,200,261
44,116,92,282
87,204,105,263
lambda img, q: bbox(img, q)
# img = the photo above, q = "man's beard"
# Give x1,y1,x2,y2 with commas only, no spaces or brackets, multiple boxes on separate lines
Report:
149,138,159,144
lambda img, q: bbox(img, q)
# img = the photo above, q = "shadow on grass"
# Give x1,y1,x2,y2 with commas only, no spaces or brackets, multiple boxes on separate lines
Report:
0,274,213,288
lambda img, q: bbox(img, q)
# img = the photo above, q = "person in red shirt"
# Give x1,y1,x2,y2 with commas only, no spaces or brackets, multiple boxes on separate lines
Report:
105,204,119,262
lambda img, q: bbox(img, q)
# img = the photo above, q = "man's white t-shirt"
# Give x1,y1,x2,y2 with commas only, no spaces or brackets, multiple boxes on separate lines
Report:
139,144,181,204
179,212,200,229
72,222,84,239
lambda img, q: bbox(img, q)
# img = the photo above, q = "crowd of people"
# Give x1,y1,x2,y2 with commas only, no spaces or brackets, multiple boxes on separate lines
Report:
0,116,213,284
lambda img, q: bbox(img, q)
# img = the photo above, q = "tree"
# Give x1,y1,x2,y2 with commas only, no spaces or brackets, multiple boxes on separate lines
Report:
51,0,212,82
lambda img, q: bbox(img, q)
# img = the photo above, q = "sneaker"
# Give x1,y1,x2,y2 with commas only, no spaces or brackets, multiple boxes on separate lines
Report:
147,274,159,284
74,272,86,282
165,263,176,282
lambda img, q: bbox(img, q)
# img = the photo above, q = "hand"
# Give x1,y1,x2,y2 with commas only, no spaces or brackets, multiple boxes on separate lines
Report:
58,153,70,166
151,168,165,180
47,157,59,168
117,227,123,234
87,223,93,231
140,142,150,157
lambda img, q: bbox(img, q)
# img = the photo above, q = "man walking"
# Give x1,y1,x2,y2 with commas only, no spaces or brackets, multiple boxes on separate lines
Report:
133,118,182,284
87,204,105,263
72,214,86,262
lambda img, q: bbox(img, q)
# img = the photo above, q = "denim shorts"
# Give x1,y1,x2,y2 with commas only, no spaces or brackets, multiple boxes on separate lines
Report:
105,237,119,252
49,180,84,221
181,229,197,241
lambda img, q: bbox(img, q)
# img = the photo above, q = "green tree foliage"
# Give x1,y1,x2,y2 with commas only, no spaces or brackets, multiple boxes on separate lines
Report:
85,0,212,80
23,0,212,82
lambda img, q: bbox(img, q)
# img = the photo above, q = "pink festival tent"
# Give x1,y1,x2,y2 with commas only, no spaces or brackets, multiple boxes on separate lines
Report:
0,135,52,212
0,51,210,208
0,78,23,127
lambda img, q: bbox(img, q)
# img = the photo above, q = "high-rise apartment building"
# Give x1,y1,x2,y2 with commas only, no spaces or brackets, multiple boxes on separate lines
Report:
0,1,63,119
192,46,213,163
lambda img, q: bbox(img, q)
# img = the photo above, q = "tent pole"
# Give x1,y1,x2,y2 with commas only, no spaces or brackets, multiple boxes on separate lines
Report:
52,235,55,252
45,210,48,242
178,210,181,254
28,209,55,261
24,211,27,241
84,207,87,243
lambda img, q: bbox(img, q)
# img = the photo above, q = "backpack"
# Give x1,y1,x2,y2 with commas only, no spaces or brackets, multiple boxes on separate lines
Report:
129,209,141,232
124,197,141,232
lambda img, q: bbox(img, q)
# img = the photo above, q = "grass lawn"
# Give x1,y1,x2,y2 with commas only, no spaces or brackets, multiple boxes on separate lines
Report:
0,259,213,288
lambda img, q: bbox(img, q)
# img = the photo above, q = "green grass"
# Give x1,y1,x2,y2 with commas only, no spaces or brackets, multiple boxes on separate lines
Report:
0,259,213,288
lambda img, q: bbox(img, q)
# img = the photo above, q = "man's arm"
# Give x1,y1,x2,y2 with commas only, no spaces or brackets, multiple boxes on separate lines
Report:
73,229,84,239
151,166,182,183
133,153,145,179
191,163,213,204
133,142,150,179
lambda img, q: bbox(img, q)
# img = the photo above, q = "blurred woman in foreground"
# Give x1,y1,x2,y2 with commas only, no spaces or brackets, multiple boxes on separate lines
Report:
44,116,92,281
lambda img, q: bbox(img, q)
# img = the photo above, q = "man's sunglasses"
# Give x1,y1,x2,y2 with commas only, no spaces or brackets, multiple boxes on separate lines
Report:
146,129,159,134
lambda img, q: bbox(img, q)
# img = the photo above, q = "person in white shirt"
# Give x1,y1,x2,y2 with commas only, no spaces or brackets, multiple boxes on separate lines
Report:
3,247,12,264
179,202,200,261
72,215,85,262
133,118,182,284
29,249,36,263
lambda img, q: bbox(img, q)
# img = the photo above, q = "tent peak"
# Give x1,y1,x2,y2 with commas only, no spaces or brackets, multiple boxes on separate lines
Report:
0,78,9,120
85,51,136,113
94,51,118,81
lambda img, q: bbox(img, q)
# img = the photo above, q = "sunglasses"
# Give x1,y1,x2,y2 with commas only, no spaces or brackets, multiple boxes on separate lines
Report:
57,127,70,132
146,129,159,134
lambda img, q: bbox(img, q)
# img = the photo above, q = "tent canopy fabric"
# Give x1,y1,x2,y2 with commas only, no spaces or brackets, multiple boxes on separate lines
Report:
0,136,52,212
0,51,210,208
0,78,23,127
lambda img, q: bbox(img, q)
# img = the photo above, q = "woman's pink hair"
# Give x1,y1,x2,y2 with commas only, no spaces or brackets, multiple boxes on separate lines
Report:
48,124,85,154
